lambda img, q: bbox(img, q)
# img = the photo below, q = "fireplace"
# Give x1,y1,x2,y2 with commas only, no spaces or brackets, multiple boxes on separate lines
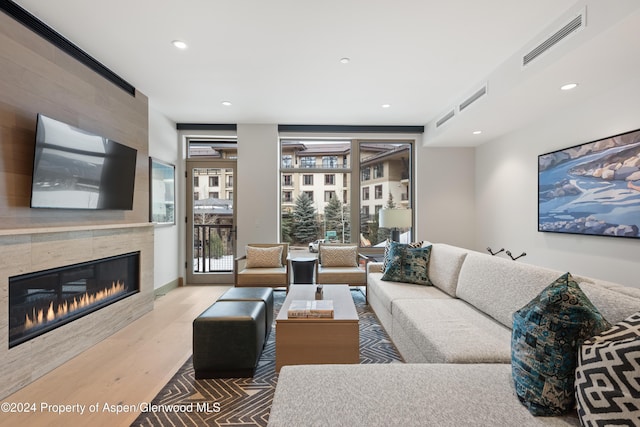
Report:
9,252,140,348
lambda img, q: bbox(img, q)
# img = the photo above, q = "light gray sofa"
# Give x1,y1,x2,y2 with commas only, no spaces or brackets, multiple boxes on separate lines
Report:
268,243,640,426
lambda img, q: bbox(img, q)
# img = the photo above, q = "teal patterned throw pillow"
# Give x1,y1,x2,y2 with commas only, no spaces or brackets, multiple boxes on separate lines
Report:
381,241,432,285
382,239,423,272
511,273,611,416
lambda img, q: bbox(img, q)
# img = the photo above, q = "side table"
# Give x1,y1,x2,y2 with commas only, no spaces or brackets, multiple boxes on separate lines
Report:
290,257,316,284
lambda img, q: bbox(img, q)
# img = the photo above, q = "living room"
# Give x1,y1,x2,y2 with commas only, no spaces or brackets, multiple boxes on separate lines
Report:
1,0,639,426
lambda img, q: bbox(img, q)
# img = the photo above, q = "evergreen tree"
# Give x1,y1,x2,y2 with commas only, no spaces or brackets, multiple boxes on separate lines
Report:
324,198,353,243
323,197,343,239
343,203,351,242
385,193,396,209
292,193,318,243
208,232,225,259
281,211,293,243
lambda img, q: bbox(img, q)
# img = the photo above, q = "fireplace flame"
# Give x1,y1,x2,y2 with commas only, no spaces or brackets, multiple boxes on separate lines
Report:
24,281,125,331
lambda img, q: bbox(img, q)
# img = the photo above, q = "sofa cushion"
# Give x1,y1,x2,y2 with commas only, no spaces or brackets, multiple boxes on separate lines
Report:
268,364,580,427
511,273,611,416
245,245,283,268
316,265,366,285
368,272,451,315
320,245,358,267
456,252,568,329
382,242,432,285
393,299,512,363
579,281,640,324
575,311,640,426
428,243,469,297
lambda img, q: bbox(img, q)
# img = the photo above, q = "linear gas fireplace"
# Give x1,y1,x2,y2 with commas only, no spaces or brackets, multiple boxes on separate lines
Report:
9,252,140,348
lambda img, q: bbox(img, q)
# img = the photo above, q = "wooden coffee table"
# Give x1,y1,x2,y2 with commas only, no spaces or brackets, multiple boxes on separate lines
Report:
275,284,359,372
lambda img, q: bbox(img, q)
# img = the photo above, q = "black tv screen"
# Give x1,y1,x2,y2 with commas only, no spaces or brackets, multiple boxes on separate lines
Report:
30,114,137,210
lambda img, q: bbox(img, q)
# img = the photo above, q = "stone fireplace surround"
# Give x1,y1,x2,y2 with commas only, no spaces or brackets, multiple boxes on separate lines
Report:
0,223,154,399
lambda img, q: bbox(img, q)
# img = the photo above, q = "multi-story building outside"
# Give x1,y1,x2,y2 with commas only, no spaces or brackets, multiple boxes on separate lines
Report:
359,143,410,222
281,141,350,215
280,140,411,245
188,139,411,245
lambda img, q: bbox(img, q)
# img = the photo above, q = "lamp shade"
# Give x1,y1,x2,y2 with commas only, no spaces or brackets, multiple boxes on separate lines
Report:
379,208,412,229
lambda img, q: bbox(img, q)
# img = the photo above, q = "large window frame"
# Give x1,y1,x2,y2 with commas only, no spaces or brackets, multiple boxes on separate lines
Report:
280,137,415,251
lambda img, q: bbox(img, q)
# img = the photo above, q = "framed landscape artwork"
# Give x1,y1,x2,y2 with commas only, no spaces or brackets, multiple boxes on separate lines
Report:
538,128,640,239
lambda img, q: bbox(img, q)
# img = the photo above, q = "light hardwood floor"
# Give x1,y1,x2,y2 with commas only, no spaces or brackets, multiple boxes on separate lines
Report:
0,285,230,427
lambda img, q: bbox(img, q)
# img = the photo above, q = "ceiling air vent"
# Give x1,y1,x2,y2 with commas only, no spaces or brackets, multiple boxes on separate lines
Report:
522,9,586,67
435,110,455,128
458,84,487,112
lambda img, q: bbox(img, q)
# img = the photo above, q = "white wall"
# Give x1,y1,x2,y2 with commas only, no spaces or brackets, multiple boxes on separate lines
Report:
475,76,640,288
148,105,181,289
236,124,280,253
416,146,476,249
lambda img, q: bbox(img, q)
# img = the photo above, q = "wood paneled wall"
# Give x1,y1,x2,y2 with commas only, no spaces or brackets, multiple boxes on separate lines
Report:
0,11,149,228
0,10,154,399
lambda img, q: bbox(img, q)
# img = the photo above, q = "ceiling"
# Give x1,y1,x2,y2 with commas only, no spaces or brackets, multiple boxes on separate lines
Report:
10,1,640,146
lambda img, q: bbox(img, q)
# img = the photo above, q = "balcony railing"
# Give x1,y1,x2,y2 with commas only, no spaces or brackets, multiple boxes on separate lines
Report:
193,224,234,273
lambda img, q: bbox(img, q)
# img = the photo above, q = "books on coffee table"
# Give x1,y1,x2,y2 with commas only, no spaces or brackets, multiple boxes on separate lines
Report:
287,300,334,318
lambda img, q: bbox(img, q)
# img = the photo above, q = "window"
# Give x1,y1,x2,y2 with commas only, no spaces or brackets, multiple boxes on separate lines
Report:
209,176,219,187
187,140,237,158
373,163,384,179
300,156,316,168
226,176,233,187
361,167,370,181
282,155,292,168
280,138,413,248
209,191,219,199
324,174,335,185
324,191,336,202
374,185,383,199
227,191,233,200
362,187,369,200
194,176,199,187
375,205,383,216
193,192,199,201
322,156,338,168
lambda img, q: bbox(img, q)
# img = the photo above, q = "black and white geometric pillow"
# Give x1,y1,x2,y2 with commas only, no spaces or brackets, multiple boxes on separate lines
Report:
575,311,640,426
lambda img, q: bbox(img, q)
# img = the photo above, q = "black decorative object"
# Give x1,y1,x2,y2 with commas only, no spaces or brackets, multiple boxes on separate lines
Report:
487,247,504,256
506,251,527,261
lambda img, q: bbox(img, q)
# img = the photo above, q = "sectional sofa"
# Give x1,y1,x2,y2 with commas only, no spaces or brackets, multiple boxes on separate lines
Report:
268,243,640,426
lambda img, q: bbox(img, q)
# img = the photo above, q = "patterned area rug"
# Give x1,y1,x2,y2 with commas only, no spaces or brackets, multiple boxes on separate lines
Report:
131,289,402,427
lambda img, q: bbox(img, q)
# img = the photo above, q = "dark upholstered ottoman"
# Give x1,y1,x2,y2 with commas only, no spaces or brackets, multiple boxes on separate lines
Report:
217,287,274,339
193,301,266,379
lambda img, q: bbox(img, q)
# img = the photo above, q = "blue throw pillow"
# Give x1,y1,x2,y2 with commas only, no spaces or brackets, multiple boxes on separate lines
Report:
382,239,423,272
511,273,611,416
381,241,432,285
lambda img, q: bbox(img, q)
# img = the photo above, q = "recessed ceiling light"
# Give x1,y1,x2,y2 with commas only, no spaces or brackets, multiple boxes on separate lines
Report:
339,57,350,64
381,104,391,109
171,40,188,50
472,130,482,135
560,83,578,91
221,101,232,106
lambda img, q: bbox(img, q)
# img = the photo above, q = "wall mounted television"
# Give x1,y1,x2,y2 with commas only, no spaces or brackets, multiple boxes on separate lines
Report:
30,114,137,210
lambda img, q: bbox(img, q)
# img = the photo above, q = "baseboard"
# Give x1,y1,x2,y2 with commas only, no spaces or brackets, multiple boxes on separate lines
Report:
155,278,182,296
